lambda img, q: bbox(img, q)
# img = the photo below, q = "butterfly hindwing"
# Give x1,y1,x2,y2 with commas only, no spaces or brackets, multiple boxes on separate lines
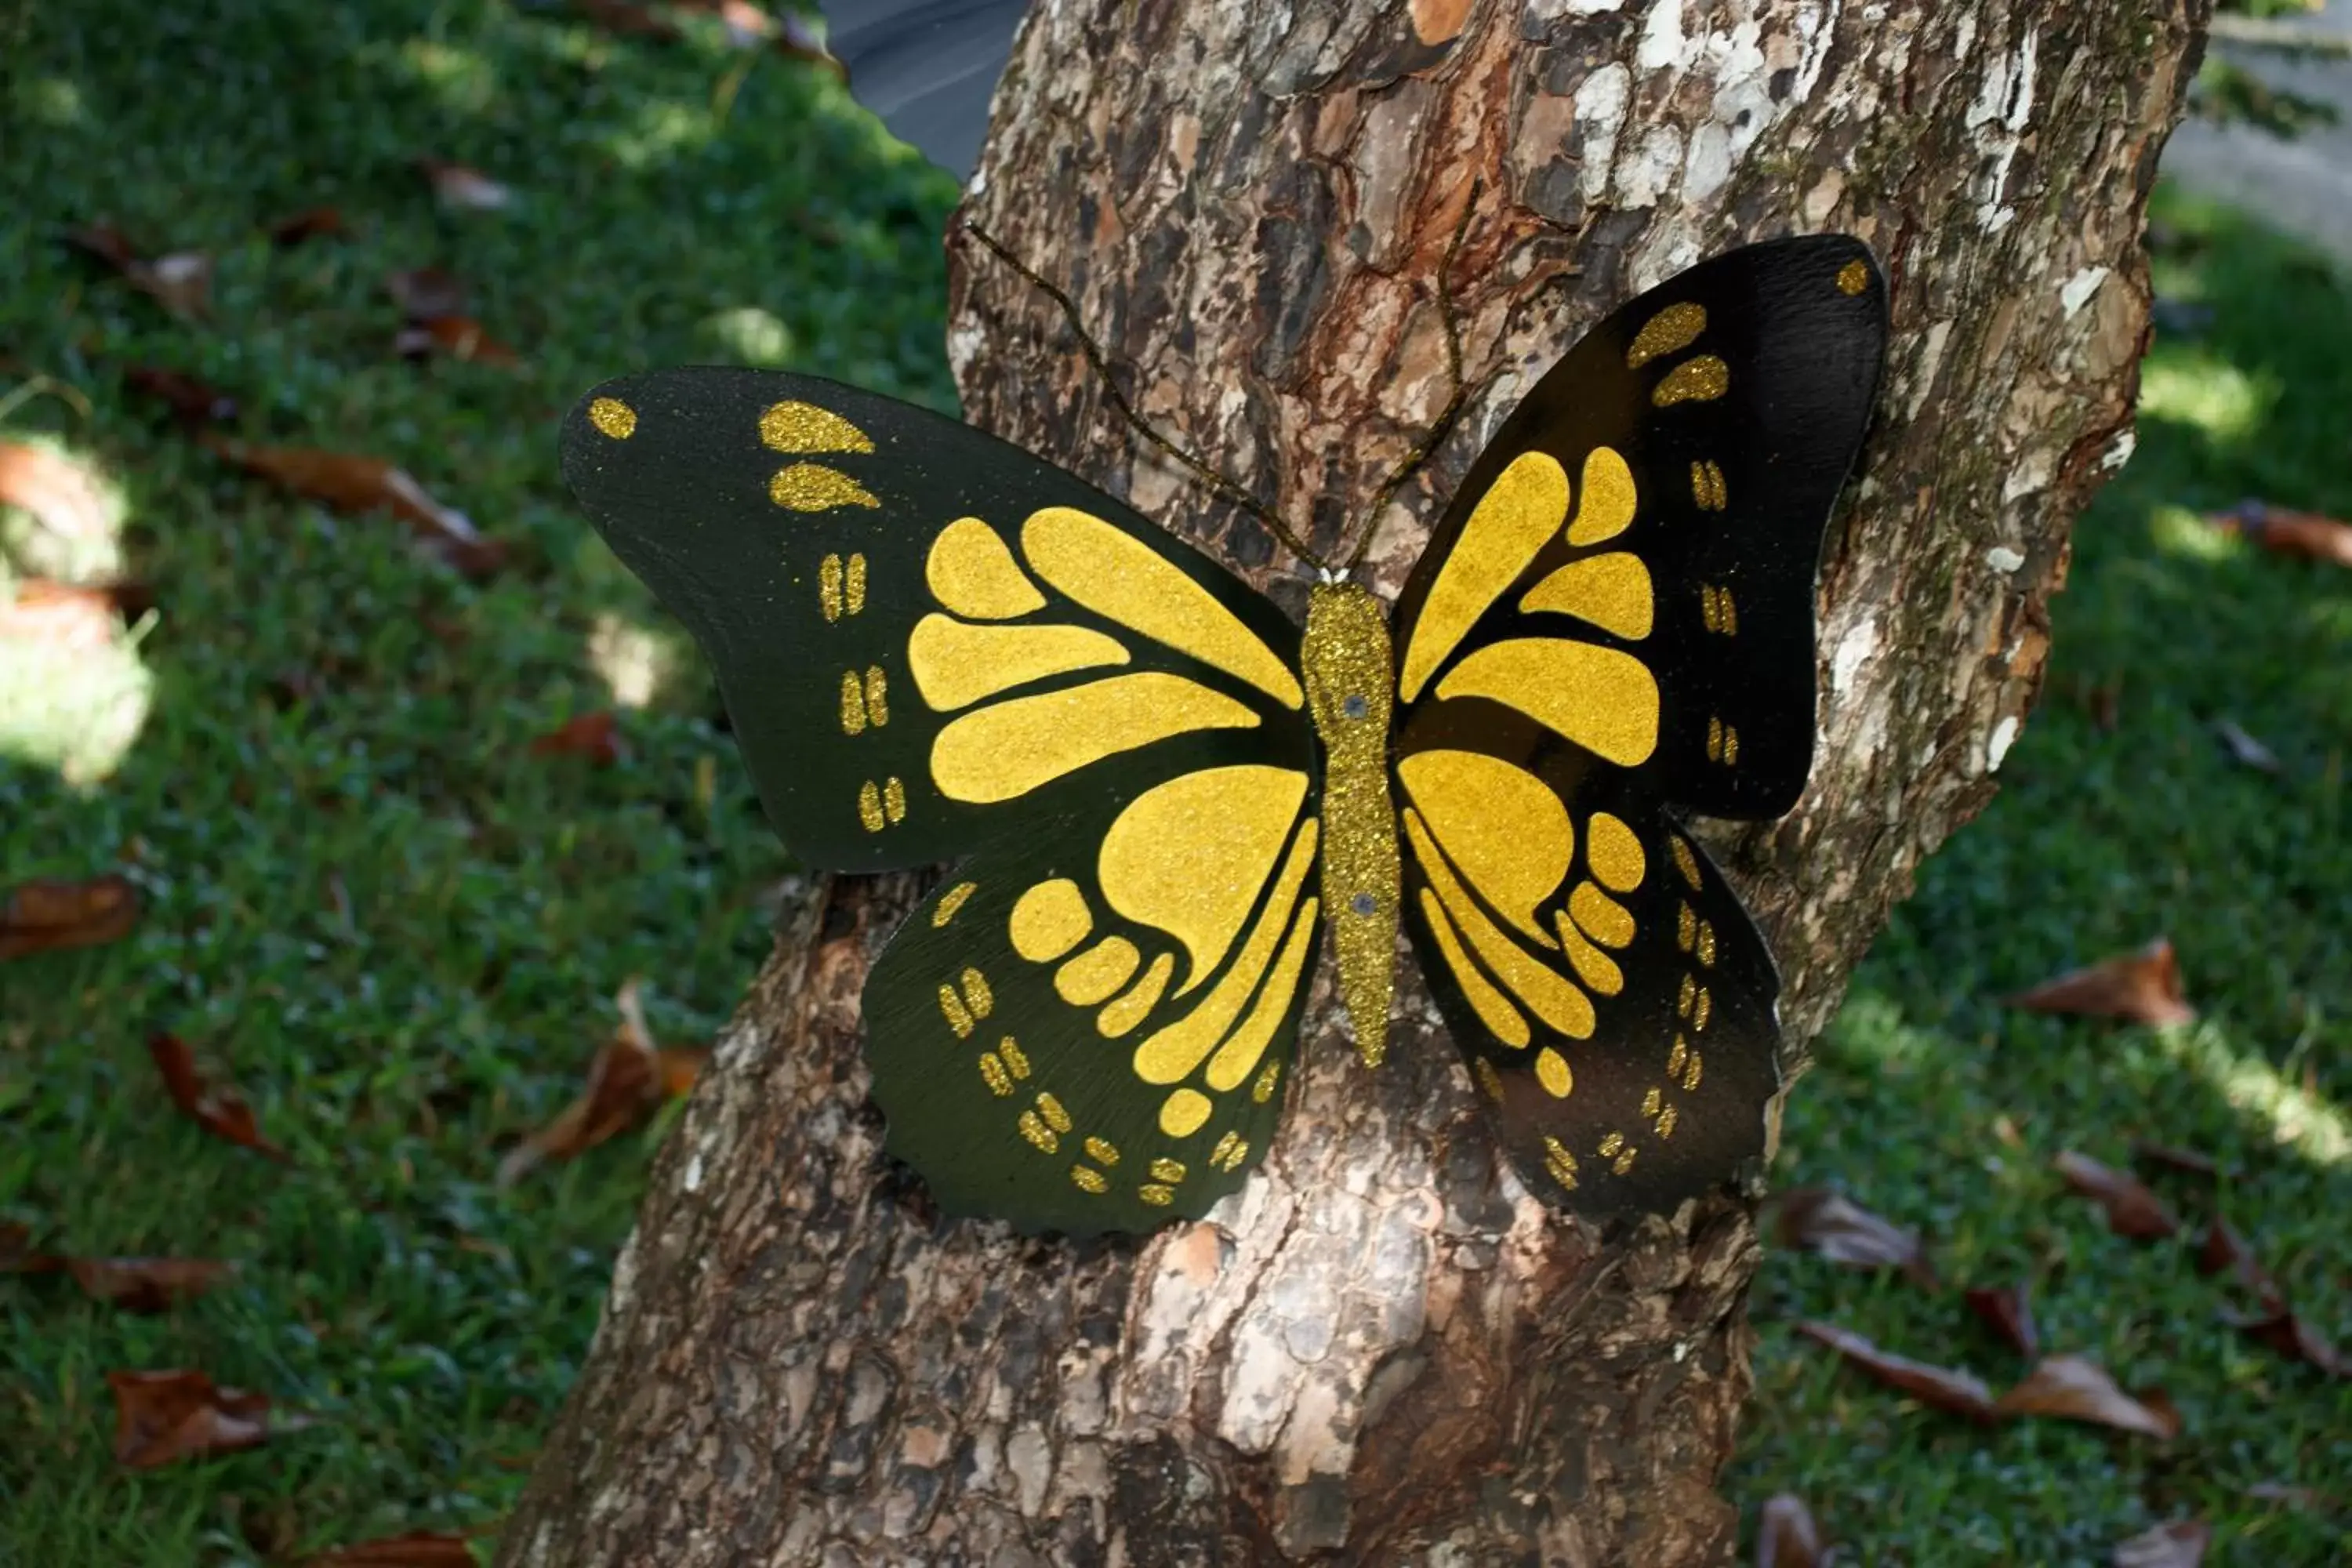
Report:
1391,236,1886,1213
560,367,1315,874
866,757,1323,1234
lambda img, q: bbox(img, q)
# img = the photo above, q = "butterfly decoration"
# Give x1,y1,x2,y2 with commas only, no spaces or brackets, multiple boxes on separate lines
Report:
561,233,1886,1235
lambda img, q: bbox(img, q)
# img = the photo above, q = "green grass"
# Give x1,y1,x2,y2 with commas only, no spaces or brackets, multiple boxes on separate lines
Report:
0,5,2345,1563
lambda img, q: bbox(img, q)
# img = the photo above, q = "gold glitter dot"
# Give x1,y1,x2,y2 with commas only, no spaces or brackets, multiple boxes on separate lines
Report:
1084,1136,1120,1167
845,554,867,615
838,670,866,735
587,397,636,440
819,554,844,621
864,666,889,728
1251,1059,1283,1105
1139,1183,1175,1206
1652,356,1730,407
1836,258,1870,296
1641,1087,1662,1118
978,1054,1012,1096
1036,1093,1073,1134
760,400,873,455
960,967,992,1019
1473,1058,1504,1103
884,776,906,823
1599,1131,1624,1158
1070,1165,1109,1194
931,882,978,927
857,781,884,833
937,984,972,1039
1612,1145,1638,1176
1656,1105,1679,1139
1210,1131,1250,1172
1626,302,1707,368
769,463,878,512
1018,1111,1058,1152
999,1036,1029,1079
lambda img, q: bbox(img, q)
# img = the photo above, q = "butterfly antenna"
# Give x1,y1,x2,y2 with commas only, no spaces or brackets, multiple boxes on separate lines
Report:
1341,180,1483,574
960,221,1327,568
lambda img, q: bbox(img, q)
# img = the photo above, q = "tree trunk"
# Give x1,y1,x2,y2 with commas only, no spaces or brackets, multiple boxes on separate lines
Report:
501,2,2206,1563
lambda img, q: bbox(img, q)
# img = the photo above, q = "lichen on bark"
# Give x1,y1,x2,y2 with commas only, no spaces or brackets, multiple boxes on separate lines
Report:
500,2,2209,1563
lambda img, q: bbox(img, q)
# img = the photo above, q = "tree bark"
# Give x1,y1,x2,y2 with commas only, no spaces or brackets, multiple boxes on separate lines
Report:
502,2,2206,1563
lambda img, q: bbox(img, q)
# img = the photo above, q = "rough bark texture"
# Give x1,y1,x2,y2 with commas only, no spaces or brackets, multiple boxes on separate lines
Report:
502,2,2205,1563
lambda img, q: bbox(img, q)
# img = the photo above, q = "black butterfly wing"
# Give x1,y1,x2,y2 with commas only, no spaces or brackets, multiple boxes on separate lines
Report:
1388,235,1887,1215
561,368,1323,1233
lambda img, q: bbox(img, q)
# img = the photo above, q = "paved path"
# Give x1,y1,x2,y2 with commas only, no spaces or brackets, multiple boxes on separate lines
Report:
2161,3,2352,263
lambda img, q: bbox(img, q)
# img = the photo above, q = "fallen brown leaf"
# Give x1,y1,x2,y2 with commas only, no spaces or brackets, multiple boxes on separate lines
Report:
307,1530,478,1566
146,1032,290,1163
1992,1353,2181,1438
125,365,239,427
0,873,140,962
2111,1519,2210,1567
0,579,154,650
2132,1141,2219,1181
2210,499,2352,568
394,315,521,368
2225,1307,2348,1378
109,1368,310,1468
575,0,684,39
0,440,114,539
497,978,695,1184
2,1221,65,1273
387,267,470,321
1773,1187,1937,1289
2004,937,2196,1026
267,206,347,246
66,1257,234,1313
2194,1216,2280,1305
201,437,504,579
1795,1322,1997,1420
1754,1493,1823,1568
2055,1151,2181,1240
530,710,624,767
418,159,514,212
1964,1281,2040,1358
62,222,211,317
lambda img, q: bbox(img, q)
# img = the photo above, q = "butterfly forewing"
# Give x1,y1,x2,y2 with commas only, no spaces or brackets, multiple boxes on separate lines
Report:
1389,236,1887,1214
560,367,1323,1233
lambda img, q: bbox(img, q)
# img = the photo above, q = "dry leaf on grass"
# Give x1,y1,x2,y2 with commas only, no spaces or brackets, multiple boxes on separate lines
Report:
1964,1282,2040,1358
418,159,513,211
2132,1142,2219,1181
1772,1187,1937,1288
2225,1308,2348,1378
0,440,114,539
394,315,521,368
2111,1519,2210,1567
124,365,239,427
497,978,704,1184
108,1368,313,1468
65,1257,234,1313
0,873,140,962
266,206,347,246
2004,937,2195,1026
1795,1322,1997,1420
201,437,506,579
1754,1493,1823,1568
62,222,213,317
387,267,470,320
2209,499,2352,568
1991,1354,2181,1438
2055,1152,2180,1240
2194,1216,2280,1304
2,1221,64,1272
530,710,625,766
308,1530,480,1566
1,579,154,650
147,1031,290,1163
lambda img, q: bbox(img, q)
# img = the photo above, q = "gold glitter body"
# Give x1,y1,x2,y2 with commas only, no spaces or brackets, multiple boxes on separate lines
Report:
1301,582,1402,1067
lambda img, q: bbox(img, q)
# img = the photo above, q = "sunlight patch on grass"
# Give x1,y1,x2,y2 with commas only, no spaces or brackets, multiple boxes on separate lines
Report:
388,38,499,115
606,99,717,168
2137,353,2267,444
2169,1025,2350,1166
0,630,154,786
586,612,677,710
703,304,796,365
14,77,87,129
2147,503,2241,562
